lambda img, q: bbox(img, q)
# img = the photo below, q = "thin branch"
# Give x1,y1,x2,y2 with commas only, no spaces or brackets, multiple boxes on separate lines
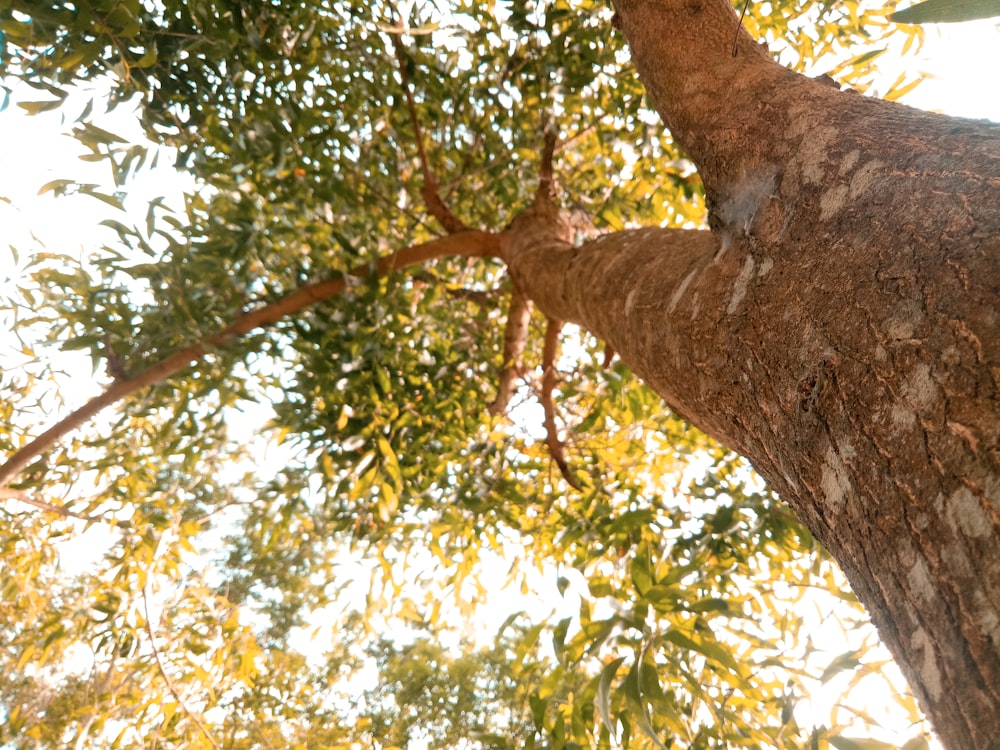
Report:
489,287,533,416
555,122,596,154
603,342,616,368
446,128,484,198
409,270,500,310
537,123,558,201
0,488,131,529
540,318,581,490
389,28,469,233
142,584,220,750
0,231,501,488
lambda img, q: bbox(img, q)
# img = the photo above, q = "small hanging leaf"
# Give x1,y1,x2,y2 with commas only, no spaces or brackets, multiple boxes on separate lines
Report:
820,648,864,683
829,737,897,750
37,179,76,196
17,99,63,115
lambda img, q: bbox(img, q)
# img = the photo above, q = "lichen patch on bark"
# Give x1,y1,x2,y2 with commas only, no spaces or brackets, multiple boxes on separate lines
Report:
820,445,851,516
907,556,935,604
946,486,992,539
910,627,944,701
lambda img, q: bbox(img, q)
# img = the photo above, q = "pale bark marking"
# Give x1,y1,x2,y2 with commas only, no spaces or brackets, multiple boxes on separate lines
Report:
756,256,774,277
838,150,861,175
726,255,756,315
819,184,849,222
625,288,639,317
714,232,734,262
836,434,857,460
940,533,975,577
885,318,916,341
890,404,917,431
796,126,838,185
946,486,992,540
848,160,885,200
910,627,944,701
668,268,698,313
902,362,940,414
906,556,935,604
977,596,1000,648
820,445,851,516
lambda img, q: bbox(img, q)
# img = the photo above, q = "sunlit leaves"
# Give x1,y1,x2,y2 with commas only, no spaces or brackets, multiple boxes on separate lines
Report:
0,0,938,747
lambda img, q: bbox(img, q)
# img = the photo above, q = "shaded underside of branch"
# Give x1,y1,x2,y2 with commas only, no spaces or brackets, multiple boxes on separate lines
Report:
541,317,580,490
489,286,532,416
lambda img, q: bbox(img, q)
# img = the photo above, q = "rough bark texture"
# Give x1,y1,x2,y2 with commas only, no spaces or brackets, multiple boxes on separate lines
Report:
504,2,1000,748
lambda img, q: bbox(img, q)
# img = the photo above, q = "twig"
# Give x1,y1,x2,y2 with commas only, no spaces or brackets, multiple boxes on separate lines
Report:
389,28,469,233
142,584,220,749
489,287,532,416
442,286,495,310
0,488,131,529
732,0,752,57
555,122,596,154
0,231,501,488
540,318,580,490
103,333,129,381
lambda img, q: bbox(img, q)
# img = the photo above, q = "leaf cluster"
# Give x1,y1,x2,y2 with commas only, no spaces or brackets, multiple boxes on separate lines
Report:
0,1,932,748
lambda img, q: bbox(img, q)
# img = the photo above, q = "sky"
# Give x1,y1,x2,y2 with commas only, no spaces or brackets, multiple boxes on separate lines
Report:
1,10,998,750
883,19,1000,119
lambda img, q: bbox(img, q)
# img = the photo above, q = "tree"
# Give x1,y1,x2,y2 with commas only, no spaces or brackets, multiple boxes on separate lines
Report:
0,0,994,748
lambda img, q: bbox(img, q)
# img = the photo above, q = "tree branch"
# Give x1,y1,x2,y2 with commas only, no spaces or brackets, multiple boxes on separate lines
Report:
540,318,580,490
489,286,532,416
389,29,470,234
537,123,558,201
0,488,131,529
0,231,501,489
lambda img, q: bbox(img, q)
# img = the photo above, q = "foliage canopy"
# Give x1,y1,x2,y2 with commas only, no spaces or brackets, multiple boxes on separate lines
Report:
0,1,933,747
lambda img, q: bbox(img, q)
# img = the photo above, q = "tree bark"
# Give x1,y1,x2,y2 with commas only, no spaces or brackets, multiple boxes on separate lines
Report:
504,2,1000,747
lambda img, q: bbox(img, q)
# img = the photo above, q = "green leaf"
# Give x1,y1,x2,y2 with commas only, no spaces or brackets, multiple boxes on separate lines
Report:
888,0,1000,22
595,656,626,738
78,185,126,211
622,658,668,750
829,738,897,750
819,648,864,683
662,629,744,679
17,100,64,115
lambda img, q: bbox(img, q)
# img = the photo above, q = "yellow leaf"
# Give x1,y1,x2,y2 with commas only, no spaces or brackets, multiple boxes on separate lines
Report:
15,644,35,671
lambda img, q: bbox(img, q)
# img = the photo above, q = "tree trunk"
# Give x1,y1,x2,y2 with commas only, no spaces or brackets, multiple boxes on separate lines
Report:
503,2,1000,747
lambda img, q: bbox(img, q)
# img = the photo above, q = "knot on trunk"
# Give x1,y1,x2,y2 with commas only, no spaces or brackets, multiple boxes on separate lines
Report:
500,194,574,267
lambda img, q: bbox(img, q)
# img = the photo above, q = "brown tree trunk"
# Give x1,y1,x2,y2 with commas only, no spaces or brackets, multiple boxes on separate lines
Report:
503,2,1000,747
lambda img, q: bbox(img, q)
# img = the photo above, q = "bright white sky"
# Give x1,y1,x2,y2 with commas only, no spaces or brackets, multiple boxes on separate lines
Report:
900,21,1000,119
1,13,998,750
